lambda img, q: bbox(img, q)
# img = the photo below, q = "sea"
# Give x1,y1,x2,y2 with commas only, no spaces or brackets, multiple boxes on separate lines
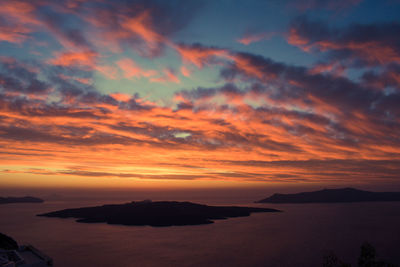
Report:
1,189,400,267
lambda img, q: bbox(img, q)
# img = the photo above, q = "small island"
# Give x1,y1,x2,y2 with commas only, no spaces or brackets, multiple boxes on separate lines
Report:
0,196,44,204
256,188,400,203
37,201,281,227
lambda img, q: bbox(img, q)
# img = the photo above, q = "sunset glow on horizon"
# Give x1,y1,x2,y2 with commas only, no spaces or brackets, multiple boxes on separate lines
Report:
1,0,400,190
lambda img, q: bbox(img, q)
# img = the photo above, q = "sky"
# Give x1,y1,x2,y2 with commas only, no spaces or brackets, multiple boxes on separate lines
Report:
1,0,400,190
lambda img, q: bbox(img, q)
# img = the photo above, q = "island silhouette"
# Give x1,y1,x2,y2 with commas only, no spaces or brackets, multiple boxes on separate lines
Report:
37,200,280,227
256,188,400,203
0,196,44,204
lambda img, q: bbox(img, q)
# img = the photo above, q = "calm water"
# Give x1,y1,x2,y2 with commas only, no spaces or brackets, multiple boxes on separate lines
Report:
1,193,400,267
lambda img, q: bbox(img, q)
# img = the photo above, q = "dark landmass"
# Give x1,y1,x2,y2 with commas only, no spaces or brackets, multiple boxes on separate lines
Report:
0,233,18,250
256,188,400,203
0,196,44,204
37,201,281,227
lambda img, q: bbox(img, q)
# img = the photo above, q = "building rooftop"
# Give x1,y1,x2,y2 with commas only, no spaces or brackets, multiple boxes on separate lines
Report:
0,245,52,267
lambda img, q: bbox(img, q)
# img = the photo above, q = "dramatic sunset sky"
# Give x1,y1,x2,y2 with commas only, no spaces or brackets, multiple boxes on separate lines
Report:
1,0,400,190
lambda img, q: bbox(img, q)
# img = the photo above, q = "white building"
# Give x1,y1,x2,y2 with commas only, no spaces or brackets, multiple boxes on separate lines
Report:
0,245,52,267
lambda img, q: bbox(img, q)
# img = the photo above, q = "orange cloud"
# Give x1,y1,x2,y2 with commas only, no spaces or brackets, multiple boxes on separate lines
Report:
1,87,400,188
0,24,32,43
49,51,98,68
116,58,157,79
120,11,163,49
287,18,400,66
301,40,400,65
110,93,132,102
84,9,168,57
1,5,399,189
175,44,228,68
0,0,42,43
0,0,41,26
230,54,276,81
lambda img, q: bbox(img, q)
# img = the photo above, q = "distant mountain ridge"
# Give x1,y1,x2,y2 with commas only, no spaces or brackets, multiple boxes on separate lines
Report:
256,188,400,203
0,196,44,204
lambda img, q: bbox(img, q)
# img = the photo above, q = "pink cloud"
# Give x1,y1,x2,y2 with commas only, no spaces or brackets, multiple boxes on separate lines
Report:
95,64,119,80
180,66,191,77
58,74,92,85
150,68,180,84
237,32,273,45
309,62,346,76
